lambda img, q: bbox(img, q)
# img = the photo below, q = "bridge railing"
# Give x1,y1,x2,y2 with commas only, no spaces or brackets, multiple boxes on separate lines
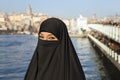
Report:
88,34,120,64
88,24,120,43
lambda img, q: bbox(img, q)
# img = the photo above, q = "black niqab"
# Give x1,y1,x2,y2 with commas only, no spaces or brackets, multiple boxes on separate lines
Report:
24,18,86,80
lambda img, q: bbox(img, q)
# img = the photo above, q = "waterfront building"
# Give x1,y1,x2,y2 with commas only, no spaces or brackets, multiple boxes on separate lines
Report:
0,25,7,30
0,17,5,23
76,15,88,34
69,18,77,34
9,14,22,23
68,15,88,34
27,5,32,16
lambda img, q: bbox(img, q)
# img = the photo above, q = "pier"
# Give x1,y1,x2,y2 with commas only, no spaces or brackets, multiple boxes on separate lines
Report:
87,24,120,79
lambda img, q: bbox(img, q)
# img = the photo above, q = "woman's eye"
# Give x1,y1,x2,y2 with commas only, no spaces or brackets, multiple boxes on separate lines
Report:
49,37,56,40
39,36,43,39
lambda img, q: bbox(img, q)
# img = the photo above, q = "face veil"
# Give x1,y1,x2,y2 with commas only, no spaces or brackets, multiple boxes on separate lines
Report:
24,18,86,80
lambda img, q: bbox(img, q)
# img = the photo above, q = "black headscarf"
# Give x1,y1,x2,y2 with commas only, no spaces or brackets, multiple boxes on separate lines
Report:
24,18,86,80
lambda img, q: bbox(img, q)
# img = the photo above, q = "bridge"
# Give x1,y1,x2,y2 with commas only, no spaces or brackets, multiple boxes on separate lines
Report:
87,24,120,79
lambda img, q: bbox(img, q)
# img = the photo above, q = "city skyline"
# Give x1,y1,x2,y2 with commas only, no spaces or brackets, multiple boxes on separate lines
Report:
0,0,120,19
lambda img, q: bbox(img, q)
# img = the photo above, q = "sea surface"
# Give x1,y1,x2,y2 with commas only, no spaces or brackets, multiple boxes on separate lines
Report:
0,35,110,80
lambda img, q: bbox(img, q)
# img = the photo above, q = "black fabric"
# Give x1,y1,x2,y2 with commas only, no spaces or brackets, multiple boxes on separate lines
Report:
24,18,86,80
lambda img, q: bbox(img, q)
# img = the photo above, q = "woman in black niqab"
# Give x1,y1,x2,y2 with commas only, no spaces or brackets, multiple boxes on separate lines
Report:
24,18,86,80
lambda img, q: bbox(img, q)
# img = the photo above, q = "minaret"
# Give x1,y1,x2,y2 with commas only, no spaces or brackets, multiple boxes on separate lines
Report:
27,4,32,15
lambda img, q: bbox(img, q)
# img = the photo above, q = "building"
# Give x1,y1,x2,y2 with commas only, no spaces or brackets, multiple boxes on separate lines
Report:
27,5,32,15
76,15,88,34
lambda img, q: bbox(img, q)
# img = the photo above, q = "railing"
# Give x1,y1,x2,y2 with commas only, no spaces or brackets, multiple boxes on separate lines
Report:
88,24,120,43
88,34,120,65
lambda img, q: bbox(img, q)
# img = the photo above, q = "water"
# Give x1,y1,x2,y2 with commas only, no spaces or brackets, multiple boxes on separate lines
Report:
72,38,110,80
0,35,110,80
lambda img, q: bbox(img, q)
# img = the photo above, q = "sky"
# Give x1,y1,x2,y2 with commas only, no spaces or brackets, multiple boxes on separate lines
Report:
0,0,120,19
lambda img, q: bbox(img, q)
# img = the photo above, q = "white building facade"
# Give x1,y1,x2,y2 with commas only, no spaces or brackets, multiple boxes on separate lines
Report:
76,15,88,34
